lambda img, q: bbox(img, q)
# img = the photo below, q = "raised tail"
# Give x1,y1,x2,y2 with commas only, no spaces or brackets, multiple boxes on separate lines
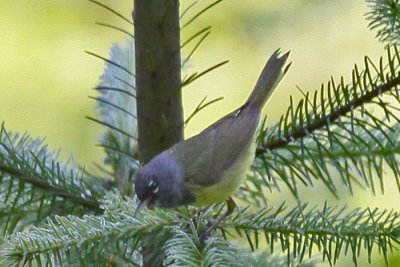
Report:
247,49,290,110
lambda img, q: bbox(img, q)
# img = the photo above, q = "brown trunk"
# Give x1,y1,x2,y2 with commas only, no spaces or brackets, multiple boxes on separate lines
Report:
133,1,183,266
134,0,183,164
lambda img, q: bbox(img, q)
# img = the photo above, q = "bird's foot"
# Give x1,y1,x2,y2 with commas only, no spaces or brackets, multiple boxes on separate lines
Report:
191,205,212,225
199,197,236,242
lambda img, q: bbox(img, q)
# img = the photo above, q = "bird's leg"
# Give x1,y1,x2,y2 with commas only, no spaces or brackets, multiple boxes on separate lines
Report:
199,197,236,242
190,205,212,226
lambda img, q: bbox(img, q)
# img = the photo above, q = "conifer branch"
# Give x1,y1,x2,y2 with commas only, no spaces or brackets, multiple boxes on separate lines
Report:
0,125,106,235
0,194,176,266
366,0,400,44
257,75,400,155
223,203,400,266
93,38,138,195
239,46,400,198
0,164,101,212
89,0,134,26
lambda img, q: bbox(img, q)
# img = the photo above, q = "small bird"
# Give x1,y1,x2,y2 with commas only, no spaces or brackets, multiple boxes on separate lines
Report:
135,50,290,216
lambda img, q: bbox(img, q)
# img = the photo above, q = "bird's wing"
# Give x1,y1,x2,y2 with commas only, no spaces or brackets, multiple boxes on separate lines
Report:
170,105,259,187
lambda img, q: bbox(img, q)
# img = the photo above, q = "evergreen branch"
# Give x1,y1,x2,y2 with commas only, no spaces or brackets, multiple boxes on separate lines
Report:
258,45,400,155
113,75,136,90
222,203,400,266
248,252,319,267
89,0,134,26
182,0,223,29
0,165,101,212
242,46,400,198
182,60,229,88
184,96,224,126
165,231,320,267
181,28,211,68
235,172,272,207
181,26,212,49
180,1,198,20
0,125,105,234
92,39,138,194
0,194,178,266
96,143,139,167
85,50,135,77
257,75,400,155
95,22,135,39
86,116,138,141
0,182,52,235
89,96,137,119
164,231,247,267
247,120,400,199
95,86,136,99
366,0,400,44
0,194,321,267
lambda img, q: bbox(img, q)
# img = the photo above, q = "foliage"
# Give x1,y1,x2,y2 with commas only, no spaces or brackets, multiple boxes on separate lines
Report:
0,124,103,235
1,0,400,266
224,203,400,266
87,37,138,196
1,193,168,266
241,45,400,201
367,0,400,44
1,193,322,267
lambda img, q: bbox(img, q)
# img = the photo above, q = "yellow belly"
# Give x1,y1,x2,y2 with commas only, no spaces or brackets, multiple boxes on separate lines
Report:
191,138,256,206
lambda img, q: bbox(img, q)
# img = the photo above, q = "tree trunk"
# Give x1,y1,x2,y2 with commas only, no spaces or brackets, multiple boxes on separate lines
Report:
134,0,183,266
134,0,183,164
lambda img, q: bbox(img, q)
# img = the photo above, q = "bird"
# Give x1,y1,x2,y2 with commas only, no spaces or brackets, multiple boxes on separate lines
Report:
135,50,290,231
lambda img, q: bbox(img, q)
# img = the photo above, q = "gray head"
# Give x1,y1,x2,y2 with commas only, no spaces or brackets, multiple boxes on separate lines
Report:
135,152,194,211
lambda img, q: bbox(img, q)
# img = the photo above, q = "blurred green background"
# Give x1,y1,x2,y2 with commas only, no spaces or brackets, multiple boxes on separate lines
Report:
1,0,399,266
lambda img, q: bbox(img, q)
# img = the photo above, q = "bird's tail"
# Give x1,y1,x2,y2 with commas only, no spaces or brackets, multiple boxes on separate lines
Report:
247,49,290,110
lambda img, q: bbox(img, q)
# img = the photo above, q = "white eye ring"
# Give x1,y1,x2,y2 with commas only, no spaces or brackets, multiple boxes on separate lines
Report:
153,187,159,194
148,180,154,186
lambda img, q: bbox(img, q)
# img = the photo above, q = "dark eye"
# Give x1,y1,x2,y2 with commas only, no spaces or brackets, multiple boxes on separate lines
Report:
148,180,159,194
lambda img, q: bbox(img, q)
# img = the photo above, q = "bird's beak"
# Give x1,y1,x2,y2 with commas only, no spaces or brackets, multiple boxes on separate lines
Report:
134,197,151,217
